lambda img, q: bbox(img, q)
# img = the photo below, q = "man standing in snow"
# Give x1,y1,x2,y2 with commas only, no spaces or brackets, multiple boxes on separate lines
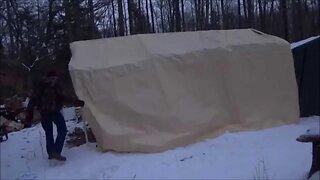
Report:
26,70,85,161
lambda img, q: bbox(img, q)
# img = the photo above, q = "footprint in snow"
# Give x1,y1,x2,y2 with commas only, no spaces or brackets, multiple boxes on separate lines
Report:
20,173,37,180
180,156,193,162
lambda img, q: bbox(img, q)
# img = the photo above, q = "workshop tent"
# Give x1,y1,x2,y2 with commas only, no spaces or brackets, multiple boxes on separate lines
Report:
69,29,299,152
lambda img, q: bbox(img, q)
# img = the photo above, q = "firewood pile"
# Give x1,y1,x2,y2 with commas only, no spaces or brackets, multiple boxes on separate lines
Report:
0,96,37,142
66,127,96,148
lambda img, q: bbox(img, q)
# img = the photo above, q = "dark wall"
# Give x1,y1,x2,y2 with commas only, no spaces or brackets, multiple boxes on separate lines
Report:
292,37,320,117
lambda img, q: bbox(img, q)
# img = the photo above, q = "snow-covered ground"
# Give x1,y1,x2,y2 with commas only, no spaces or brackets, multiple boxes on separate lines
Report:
1,106,319,179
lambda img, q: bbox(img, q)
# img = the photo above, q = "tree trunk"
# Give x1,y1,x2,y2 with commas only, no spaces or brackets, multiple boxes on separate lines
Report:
205,0,209,29
37,0,41,45
263,0,267,31
247,0,253,27
46,0,55,44
243,0,248,26
72,0,82,40
149,0,155,33
297,0,304,40
145,0,150,32
199,0,204,29
280,0,289,40
310,0,316,35
5,0,15,55
63,0,73,42
215,0,220,28
174,0,181,31
160,0,165,32
269,0,275,33
138,0,141,10
194,0,199,30
258,0,265,30
88,0,95,38
111,0,117,36
168,0,174,32
191,0,196,30
167,0,172,32
127,0,134,34
237,0,241,28
117,0,125,36
220,0,225,29
181,0,185,31
107,14,112,37
210,0,214,28
123,0,128,35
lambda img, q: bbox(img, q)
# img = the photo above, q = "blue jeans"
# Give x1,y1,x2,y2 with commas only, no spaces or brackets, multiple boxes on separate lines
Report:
41,112,67,155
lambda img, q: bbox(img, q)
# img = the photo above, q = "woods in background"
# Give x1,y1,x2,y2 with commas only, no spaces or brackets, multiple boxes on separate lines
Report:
0,0,319,102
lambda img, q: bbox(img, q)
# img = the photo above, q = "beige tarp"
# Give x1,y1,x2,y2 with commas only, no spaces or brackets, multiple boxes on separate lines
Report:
69,29,299,153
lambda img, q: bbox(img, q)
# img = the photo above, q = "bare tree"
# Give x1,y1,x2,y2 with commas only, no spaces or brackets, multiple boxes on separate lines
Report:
158,0,165,32
181,0,185,31
117,0,125,36
123,0,128,35
205,0,209,29
237,0,242,28
194,0,198,30
247,0,254,27
280,0,289,40
220,0,226,29
64,0,73,42
258,0,265,30
88,0,96,38
5,0,14,55
127,0,134,34
145,0,150,32
149,0,155,33
173,0,181,31
168,0,174,31
111,0,117,36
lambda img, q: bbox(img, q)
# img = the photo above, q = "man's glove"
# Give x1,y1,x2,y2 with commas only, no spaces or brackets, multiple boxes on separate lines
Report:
74,100,85,107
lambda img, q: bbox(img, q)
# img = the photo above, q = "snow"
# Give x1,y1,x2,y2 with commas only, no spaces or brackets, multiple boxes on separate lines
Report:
291,36,320,49
309,171,320,180
1,112,319,179
296,125,320,142
304,127,320,136
22,98,30,108
61,107,77,122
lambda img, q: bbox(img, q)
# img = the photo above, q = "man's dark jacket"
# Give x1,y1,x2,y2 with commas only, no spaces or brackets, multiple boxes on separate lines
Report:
26,79,84,122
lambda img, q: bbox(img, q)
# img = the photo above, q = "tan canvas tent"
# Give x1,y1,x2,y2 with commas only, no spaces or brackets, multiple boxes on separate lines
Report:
69,29,299,153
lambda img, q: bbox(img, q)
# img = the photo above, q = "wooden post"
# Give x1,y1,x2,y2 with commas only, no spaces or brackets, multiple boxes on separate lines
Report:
309,142,320,178
297,132,320,178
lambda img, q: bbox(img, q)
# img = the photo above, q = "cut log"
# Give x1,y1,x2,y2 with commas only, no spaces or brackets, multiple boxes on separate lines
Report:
297,128,320,179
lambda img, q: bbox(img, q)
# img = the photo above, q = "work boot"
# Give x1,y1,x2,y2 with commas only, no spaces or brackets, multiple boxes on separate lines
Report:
48,153,67,161
48,154,53,160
